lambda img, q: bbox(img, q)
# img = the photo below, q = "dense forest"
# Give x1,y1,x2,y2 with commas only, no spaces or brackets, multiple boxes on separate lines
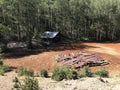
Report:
1,0,120,48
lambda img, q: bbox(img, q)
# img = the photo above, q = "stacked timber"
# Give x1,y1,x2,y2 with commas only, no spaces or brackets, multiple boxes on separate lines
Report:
55,52,109,69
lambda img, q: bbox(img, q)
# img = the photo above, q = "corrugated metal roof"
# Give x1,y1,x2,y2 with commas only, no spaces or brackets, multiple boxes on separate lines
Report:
41,31,59,39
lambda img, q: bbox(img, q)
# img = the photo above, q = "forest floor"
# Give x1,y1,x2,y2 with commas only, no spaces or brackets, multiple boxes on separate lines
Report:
3,42,120,76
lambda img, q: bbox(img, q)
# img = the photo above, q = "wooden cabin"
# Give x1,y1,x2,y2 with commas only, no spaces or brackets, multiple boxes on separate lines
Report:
41,31,62,44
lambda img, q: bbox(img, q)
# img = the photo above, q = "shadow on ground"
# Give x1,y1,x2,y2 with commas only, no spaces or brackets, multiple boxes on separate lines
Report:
4,42,99,59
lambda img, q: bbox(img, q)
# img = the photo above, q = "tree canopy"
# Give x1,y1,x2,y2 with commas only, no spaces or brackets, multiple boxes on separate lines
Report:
1,0,120,48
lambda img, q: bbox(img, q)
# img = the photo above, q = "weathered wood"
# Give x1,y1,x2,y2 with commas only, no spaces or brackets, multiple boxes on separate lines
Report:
56,52,109,69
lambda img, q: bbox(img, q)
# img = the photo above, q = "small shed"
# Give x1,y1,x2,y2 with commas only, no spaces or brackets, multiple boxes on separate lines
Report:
41,31,62,43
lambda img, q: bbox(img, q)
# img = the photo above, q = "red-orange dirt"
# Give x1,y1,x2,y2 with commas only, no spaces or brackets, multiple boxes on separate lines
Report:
3,42,120,76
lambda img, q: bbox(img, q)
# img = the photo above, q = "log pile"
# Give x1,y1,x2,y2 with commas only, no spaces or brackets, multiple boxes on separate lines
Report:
55,52,109,69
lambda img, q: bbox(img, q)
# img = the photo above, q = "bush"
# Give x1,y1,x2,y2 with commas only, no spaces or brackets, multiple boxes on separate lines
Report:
0,49,10,76
0,49,3,65
40,69,48,78
63,67,78,80
52,68,65,81
17,67,34,77
13,77,20,89
52,67,78,81
13,77,40,90
35,72,39,77
0,64,10,72
0,61,3,66
79,72,86,78
0,64,10,76
22,77,40,90
13,82,19,89
0,69,5,76
95,69,109,77
79,66,93,77
13,77,19,83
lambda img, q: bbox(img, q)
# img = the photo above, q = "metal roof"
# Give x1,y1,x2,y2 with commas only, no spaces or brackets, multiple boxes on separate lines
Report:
41,31,59,39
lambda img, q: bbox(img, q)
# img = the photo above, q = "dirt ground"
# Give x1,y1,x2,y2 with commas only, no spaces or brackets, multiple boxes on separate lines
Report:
1,71,120,90
3,42,120,76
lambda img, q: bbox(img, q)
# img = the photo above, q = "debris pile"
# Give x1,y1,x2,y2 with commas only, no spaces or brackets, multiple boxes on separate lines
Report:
55,52,109,69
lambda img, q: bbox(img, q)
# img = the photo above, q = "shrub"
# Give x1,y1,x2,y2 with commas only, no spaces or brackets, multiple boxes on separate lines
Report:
0,61,3,66
17,67,34,77
70,70,78,79
0,49,3,65
0,64,10,72
35,72,40,77
63,67,78,80
52,68,65,81
79,72,86,78
0,69,5,76
0,49,10,76
0,64,10,76
40,69,48,78
13,77,19,83
52,67,78,81
95,69,109,77
22,77,40,90
13,82,19,89
13,77,20,89
79,66,93,77
13,77,40,90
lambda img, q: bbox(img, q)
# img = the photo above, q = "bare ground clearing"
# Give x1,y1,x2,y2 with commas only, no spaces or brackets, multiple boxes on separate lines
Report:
3,42,120,76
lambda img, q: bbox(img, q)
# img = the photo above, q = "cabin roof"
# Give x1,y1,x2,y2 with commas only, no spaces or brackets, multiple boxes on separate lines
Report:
41,31,59,39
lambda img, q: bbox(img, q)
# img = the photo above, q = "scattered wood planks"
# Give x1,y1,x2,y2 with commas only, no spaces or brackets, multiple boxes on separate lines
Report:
55,52,109,69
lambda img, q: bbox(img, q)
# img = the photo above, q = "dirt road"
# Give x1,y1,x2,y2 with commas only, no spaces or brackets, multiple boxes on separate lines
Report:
4,42,120,76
